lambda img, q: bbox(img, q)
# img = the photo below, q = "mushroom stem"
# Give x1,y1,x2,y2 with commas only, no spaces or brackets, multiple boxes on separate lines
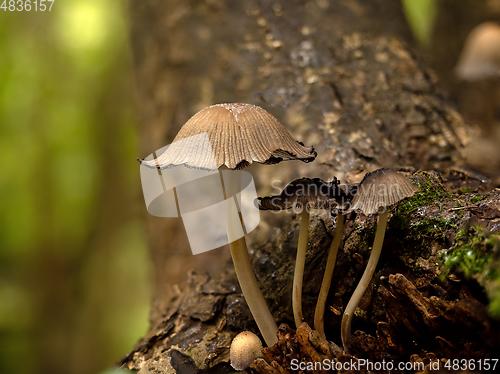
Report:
293,207,310,328
341,210,388,350
229,237,278,347
222,170,277,347
314,213,345,338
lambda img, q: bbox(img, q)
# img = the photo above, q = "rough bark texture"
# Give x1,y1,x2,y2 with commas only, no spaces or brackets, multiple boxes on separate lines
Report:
122,1,499,373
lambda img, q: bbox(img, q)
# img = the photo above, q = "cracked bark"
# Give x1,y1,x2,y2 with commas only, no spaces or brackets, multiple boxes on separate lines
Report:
122,1,499,373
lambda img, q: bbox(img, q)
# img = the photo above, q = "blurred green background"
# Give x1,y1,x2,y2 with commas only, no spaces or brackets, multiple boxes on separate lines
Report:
0,1,150,374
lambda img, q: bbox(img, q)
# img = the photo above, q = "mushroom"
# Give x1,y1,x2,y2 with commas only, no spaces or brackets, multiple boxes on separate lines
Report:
140,103,317,347
454,21,500,170
258,177,347,329
455,22,500,81
340,168,417,350
230,331,263,371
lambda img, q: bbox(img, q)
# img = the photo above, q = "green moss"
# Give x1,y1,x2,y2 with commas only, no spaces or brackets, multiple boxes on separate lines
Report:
385,174,457,256
396,173,452,219
470,194,484,204
438,227,500,318
460,188,474,194
410,217,458,241
488,285,500,318
441,243,490,278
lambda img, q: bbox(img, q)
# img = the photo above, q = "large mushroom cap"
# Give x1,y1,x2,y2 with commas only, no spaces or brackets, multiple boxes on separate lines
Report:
257,177,356,211
344,168,417,215
455,22,500,81
141,103,317,170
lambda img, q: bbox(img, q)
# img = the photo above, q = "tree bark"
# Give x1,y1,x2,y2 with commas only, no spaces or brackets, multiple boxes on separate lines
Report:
122,1,498,373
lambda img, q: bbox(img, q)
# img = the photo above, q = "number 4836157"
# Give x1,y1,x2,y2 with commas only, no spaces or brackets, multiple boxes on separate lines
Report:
1,0,55,11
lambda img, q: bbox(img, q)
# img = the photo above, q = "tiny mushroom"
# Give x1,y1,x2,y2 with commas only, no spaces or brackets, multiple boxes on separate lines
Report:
455,22,500,81
313,182,358,339
340,168,417,350
140,103,316,347
230,331,263,371
258,177,348,330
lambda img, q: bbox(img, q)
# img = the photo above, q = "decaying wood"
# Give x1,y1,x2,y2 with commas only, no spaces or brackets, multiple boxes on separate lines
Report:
124,0,499,373
120,171,500,373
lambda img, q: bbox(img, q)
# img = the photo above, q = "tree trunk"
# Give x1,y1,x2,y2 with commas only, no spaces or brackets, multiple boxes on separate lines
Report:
121,1,498,373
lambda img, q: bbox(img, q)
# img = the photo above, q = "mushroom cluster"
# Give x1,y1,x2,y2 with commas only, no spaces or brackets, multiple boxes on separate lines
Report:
257,168,417,349
258,177,350,330
140,103,316,347
140,103,418,358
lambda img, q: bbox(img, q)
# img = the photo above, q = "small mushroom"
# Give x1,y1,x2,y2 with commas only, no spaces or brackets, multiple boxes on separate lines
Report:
140,103,317,347
313,182,358,339
230,331,263,371
455,22,500,81
258,177,347,329
340,168,417,350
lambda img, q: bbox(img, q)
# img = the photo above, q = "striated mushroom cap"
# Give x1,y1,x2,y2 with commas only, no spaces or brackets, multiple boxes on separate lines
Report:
257,177,357,212
344,168,417,215
140,103,317,170
455,22,500,81
230,331,263,371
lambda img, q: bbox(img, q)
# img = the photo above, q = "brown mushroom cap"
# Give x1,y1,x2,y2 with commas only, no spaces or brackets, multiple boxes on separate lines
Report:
230,331,263,371
141,103,317,170
257,177,357,211
344,168,417,215
455,22,500,81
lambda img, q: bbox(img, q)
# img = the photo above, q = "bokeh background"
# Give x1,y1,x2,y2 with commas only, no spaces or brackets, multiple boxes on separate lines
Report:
0,1,150,374
0,1,499,374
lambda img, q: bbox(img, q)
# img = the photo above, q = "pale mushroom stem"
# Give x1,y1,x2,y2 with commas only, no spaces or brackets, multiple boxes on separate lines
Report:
293,207,310,328
222,170,278,347
341,210,388,350
229,237,278,347
314,213,346,338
